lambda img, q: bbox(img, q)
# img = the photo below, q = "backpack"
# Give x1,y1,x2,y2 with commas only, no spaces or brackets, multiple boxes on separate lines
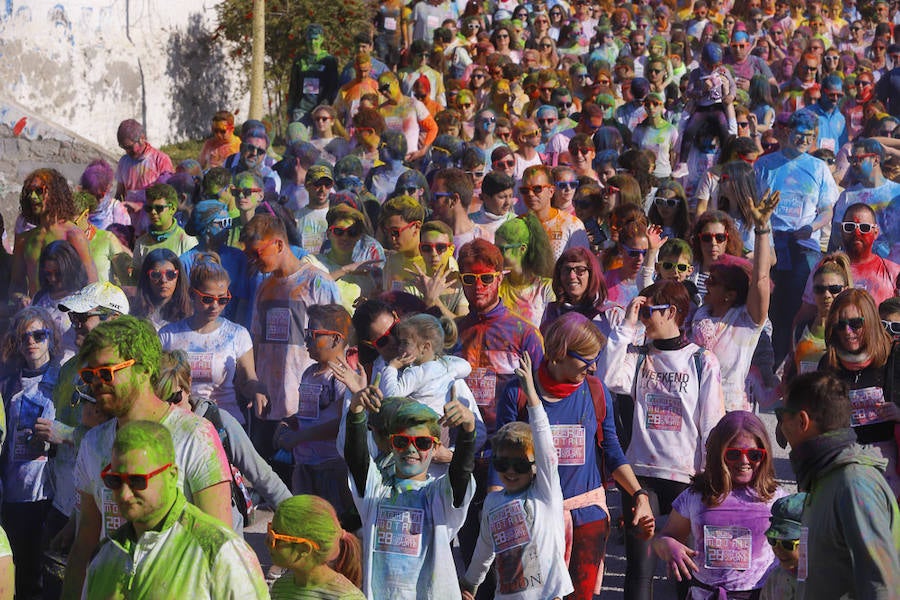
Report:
201,402,253,526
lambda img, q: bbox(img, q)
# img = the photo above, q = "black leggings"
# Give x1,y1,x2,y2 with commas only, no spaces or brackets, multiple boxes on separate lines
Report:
621,477,691,600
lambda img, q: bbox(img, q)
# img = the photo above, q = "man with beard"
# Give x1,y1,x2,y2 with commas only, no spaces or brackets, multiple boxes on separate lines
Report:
60,316,232,599
755,109,838,361
829,139,900,261
809,75,848,153
82,421,267,599
453,239,544,597
226,122,281,202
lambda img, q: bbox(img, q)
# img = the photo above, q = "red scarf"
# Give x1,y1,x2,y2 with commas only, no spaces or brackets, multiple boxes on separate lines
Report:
537,360,583,398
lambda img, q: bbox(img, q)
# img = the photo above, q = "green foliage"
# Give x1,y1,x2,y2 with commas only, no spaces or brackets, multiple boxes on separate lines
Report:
214,0,377,139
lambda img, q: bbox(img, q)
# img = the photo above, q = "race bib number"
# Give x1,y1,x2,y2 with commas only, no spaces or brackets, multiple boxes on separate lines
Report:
645,393,683,431
797,527,808,581
302,78,320,95
298,383,322,420
13,430,42,462
820,138,836,151
266,307,291,342
466,368,497,407
551,424,586,466
374,506,424,556
426,15,440,28
188,352,214,382
302,231,326,254
774,191,804,222
384,16,397,30
101,487,124,536
704,525,752,570
849,386,885,427
489,500,531,553
385,116,403,132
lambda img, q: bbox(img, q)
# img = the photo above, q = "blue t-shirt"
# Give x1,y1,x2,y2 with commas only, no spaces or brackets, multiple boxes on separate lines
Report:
494,377,628,526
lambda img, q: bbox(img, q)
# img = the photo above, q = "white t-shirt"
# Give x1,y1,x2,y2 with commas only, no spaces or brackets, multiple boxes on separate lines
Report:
600,322,725,483
159,318,254,424
690,304,765,412
296,205,330,255
464,404,574,599
352,457,474,600
74,407,231,538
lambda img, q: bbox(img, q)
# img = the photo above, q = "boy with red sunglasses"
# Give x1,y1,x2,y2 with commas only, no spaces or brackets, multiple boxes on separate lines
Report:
345,382,476,599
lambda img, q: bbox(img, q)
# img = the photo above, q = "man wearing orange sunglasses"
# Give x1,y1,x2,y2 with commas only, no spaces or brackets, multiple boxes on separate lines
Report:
61,315,233,598
83,421,268,598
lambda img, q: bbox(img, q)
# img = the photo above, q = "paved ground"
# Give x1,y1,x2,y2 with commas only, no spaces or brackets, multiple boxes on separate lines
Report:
244,409,797,598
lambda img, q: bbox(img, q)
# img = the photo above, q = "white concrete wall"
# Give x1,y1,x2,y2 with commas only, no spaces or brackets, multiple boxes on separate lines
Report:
0,0,251,153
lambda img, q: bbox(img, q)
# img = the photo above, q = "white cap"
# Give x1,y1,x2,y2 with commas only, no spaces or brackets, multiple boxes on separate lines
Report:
58,281,130,315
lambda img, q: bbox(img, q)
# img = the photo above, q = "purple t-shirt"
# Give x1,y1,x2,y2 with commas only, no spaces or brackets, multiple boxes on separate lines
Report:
672,486,785,596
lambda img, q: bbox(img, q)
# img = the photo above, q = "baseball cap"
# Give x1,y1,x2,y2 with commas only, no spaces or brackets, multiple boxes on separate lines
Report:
306,164,334,184
765,493,807,541
58,282,130,315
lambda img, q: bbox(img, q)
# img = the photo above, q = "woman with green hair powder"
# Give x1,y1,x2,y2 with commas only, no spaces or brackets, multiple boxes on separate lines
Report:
495,213,556,329
267,495,364,599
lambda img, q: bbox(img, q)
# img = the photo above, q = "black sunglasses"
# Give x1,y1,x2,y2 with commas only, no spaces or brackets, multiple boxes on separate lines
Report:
767,537,800,551
835,317,865,331
812,284,844,295
492,456,535,473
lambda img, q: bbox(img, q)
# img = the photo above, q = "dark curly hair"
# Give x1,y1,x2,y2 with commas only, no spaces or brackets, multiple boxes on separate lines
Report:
20,169,75,225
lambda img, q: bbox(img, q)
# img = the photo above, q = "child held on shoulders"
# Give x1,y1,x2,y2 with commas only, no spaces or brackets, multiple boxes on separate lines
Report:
344,381,477,600
461,351,575,600
379,312,484,472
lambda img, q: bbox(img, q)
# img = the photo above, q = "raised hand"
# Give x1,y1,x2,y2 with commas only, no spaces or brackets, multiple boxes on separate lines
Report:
749,189,781,229
515,351,539,406
440,386,475,432
330,355,368,394
646,224,668,251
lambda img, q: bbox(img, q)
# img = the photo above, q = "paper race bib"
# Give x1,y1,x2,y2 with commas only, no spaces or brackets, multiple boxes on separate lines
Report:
849,386,886,427
551,424,586,466
489,500,531,553
384,16,398,30
645,393,683,431
188,352,214,382
774,191,805,222
704,525,752,570
426,15,440,28
298,383,322,420
820,138,836,151
466,368,497,407
13,430,43,463
302,231,326,254
101,487,124,537
302,78,320,95
374,506,424,556
266,307,291,342
797,527,808,581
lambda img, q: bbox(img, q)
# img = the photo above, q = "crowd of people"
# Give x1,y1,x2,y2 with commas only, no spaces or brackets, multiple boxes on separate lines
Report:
2,0,900,597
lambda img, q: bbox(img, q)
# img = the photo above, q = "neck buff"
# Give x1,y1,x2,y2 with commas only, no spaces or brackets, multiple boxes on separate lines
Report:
148,220,179,243
836,348,873,371
789,427,857,491
537,359,582,398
